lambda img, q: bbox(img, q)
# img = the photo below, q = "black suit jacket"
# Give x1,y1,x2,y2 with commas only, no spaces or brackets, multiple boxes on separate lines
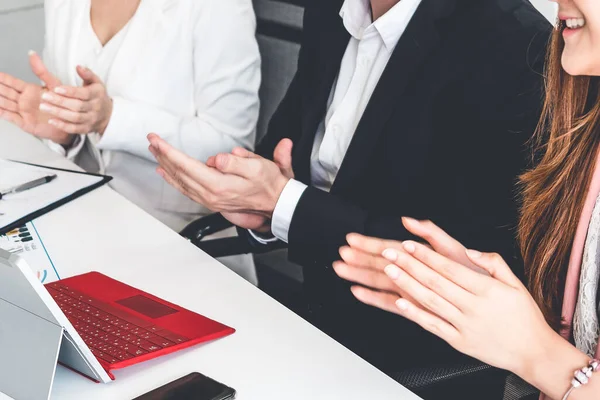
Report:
243,0,550,369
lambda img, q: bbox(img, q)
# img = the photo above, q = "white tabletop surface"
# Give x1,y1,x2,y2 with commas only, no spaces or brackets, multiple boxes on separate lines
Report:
0,121,420,400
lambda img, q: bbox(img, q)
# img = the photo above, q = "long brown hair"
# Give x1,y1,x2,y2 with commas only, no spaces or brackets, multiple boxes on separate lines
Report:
519,25,600,330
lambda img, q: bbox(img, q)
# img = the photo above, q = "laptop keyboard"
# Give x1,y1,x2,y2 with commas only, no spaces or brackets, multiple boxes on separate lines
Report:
46,282,190,365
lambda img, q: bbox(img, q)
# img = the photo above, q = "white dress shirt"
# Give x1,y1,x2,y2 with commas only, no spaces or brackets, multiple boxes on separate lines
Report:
261,0,423,243
43,0,261,232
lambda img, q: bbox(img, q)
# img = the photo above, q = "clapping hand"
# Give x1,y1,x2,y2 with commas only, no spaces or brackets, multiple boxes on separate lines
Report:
340,219,571,384
0,51,71,144
40,66,113,135
206,139,294,232
149,134,294,233
333,217,483,314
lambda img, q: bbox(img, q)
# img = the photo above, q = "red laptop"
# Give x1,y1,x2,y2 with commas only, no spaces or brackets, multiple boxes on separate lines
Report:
44,271,235,382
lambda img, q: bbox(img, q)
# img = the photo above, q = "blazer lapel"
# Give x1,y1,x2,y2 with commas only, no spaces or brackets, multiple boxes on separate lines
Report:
330,0,457,194
104,0,171,93
293,15,350,184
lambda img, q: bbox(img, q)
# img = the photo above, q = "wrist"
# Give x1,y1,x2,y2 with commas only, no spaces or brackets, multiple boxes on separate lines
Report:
267,176,291,219
59,134,77,149
97,97,113,135
518,328,588,399
254,222,273,235
516,327,559,381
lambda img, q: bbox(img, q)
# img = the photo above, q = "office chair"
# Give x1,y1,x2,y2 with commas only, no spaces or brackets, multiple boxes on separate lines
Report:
181,1,539,399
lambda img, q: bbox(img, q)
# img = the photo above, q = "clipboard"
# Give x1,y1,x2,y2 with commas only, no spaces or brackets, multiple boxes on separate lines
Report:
0,161,112,235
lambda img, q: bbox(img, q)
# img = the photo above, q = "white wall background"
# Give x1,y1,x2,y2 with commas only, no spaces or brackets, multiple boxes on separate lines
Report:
0,0,558,82
532,0,557,22
0,1,44,82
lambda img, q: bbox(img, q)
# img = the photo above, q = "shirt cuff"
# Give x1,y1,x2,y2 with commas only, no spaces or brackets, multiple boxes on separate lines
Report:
248,229,279,245
95,96,127,150
45,135,84,160
271,179,308,243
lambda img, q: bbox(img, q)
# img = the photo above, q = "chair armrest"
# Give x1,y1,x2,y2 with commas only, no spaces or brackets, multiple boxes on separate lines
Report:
391,359,505,391
180,213,287,258
193,237,255,258
179,213,233,242
191,235,288,258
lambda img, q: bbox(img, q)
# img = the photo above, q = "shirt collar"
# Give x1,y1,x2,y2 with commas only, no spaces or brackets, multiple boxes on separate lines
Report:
339,0,424,51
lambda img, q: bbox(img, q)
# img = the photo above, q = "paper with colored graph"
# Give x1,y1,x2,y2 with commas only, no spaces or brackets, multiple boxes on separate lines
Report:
0,222,59,283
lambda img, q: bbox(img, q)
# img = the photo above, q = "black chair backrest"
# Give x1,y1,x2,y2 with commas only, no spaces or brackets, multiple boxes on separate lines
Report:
253,0,305,142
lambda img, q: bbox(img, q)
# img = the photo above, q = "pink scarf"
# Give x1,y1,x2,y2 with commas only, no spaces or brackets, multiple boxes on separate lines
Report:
539,149,600,400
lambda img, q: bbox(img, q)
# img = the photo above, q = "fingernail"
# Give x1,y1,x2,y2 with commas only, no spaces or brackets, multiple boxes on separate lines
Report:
345,234,355,245
466,249,482,259
384,264,402,280
48,119,57,126
338,246,350,259
28,50,36,56
156,168,165,178
39,103,51,112
396,299,409,311
54,87,66,95
41,92,53,101
403,241,416,254
382,249,398,261
403,217,420,226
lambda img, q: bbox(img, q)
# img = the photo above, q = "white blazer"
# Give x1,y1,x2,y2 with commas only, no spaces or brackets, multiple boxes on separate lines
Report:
42,0,261,231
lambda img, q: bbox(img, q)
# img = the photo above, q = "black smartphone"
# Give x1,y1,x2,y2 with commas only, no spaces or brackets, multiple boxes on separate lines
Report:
133,372,236,400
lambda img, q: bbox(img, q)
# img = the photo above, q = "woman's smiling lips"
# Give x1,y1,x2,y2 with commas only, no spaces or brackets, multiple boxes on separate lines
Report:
560,15,587,38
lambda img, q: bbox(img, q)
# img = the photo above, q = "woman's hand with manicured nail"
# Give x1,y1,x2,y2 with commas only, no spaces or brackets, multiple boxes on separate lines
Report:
334,217,480,315
39,65,113,135
351,219,566,384
384,264,402,279
382,248,398,261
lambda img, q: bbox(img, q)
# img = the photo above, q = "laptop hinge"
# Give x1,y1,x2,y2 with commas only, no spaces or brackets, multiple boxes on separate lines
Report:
57,330,105,382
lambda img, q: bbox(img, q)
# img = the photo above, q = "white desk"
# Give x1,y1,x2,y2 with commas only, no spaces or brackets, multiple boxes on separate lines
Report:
0,122,421,400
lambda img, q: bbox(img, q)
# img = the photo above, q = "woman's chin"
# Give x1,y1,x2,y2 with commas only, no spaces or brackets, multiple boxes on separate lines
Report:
561,51,600,77
561,52,578,76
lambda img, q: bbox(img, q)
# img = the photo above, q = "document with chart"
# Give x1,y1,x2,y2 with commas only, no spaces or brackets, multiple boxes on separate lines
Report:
0,159,112,234
0,221,59,283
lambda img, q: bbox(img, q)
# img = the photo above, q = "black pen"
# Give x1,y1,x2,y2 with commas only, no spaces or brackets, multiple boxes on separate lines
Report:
0,174,57,200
